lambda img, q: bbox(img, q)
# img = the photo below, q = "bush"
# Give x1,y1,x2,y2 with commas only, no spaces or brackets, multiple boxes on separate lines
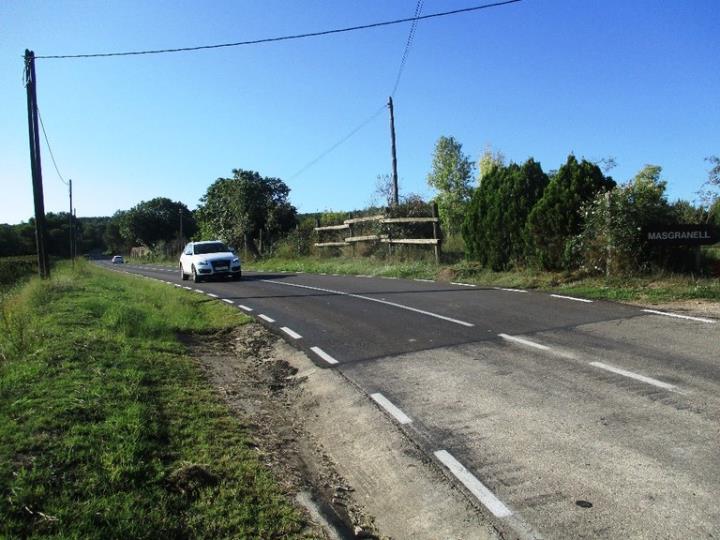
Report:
0,256,38,288
526,155,615,270
573,165,676,274
464,159,548,270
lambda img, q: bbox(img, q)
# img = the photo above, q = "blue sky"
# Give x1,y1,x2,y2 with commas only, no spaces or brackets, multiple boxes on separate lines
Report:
2,0,718,225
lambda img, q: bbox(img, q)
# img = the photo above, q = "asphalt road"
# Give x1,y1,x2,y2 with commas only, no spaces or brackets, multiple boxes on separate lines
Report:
100,261,720,539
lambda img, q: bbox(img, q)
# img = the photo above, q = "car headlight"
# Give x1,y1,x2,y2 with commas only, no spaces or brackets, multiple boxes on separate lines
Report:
232,258,240,264
197,260,210,266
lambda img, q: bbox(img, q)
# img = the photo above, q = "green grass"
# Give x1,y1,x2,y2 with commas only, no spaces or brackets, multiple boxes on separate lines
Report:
246,256,720,304
0,260,306,539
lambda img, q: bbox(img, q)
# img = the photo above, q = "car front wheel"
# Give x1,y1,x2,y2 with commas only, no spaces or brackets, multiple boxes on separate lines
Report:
192,265,202,283
180,264,188,281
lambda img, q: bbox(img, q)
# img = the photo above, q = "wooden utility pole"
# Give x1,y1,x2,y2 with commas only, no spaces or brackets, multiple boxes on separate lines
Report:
68,179,74,264
24,49,50,278
388,96,399,207
431,202,441,264
73,208,77,259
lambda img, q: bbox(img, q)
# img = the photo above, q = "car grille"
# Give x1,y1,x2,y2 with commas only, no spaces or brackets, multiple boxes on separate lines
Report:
211,259,232,271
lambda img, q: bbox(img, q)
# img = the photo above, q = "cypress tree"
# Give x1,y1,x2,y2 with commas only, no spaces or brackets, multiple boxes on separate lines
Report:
526,155,615,270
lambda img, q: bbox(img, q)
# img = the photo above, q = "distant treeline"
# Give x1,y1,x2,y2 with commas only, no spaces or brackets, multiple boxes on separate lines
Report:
4,147,718,277
0,215,109,258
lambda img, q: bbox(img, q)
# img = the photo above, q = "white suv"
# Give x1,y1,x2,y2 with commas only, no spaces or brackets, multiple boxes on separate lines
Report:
179,241,241,283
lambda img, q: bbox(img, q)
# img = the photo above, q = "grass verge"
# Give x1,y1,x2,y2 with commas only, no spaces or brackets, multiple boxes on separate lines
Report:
0,260,306,539
246,256,720,304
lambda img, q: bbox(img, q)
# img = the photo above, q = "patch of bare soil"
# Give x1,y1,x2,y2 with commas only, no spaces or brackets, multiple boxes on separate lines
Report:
187,325,383,540
628,298,720,319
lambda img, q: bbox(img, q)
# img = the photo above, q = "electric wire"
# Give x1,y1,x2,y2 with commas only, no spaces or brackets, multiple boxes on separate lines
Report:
391,0,424,98
290,0,428,180
38,109,69,186
34,0,522,59
289,104,386,180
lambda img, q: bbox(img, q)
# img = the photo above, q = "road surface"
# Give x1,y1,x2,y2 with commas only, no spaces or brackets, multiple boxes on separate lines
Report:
100,261,720,539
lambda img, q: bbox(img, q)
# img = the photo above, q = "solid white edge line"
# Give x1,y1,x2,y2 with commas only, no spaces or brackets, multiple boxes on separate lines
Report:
310,346,339,365
414,278,434,283
434,450,512,518
260,279,474,327
258,314,275,323
550,293,593,303
370,393,412,424
642,309,716,324
221,299,234,304
451,282,477,287
281,327,302,339
590,361,677,390
498,333,550,351
206,293,218,298
493,287,527,293
238,305,253,312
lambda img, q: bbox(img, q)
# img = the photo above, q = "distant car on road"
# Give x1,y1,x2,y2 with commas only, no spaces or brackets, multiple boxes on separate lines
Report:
111,255,124,264
179,241,241,283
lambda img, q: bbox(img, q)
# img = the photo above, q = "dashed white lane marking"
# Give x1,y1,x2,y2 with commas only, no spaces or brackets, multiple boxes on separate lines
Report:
206,293,218,298
451,282,477,287
590,361,678,390
221,299,234,304
358,274,373,278
238,305,253,312
258,314,275,323
370,393,412,424
281,327,302,339
183,286,192,290
414,278,434,283
642,309,716,324
550,293,593,303
434,450,512,518
261,279,474,327
498,333,550,351
193,288,204,293
174,284,181,287
310,346,339,365
493,287,527,293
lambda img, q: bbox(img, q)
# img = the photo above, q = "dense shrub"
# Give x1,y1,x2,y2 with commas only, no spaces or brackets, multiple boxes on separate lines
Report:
463,159,548,270
572,165,674,274
526,155,615,270
0,256,38,288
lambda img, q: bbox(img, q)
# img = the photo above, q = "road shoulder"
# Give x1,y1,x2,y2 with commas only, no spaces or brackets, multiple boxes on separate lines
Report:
191,323,500,540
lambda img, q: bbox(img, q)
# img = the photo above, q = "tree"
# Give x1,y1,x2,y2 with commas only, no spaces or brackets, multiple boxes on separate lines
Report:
463,158,549,269
670,200,705,224
427,136,474,238
574,164,674,274
526,154,615,270
124,198,196,249
195,169,297,256
104,211,132,254
477,145,505,183
698,156,720,222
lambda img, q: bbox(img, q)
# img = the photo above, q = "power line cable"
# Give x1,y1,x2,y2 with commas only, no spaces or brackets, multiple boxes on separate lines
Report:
38,109,69,186
289,104,386,180
290,0,429,180
391,0,424,98
34,0,522,59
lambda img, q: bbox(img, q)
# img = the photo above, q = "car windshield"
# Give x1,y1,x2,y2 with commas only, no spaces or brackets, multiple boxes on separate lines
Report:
194,242,228,255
